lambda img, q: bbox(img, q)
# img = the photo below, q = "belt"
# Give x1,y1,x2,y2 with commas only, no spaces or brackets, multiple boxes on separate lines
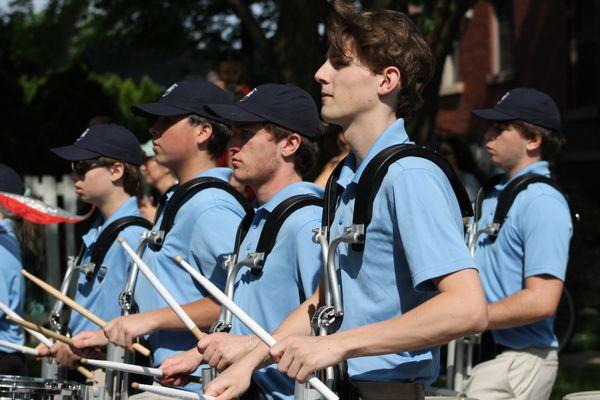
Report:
341,379,424,400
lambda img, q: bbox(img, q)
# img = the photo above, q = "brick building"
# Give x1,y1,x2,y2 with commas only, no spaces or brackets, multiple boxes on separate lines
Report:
434,0,599,190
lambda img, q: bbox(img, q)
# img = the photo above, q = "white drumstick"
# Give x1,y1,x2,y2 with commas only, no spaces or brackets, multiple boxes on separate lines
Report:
131,382,214,400
118,238,204,341
82,358,162,377
81,358,202,383
0,301,52,347
175,256,339,400
0,339,37,356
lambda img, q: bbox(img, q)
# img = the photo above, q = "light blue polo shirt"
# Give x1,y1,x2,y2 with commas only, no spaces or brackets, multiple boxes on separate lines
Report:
0,219,25,350
331,118,476,385
475,161,572,349
135,167,245,368
230,181,323,400
69,197,146,335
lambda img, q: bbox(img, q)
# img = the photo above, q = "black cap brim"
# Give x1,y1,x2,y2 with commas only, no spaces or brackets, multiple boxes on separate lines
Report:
131,102,191,118
205,104,266,124
471,108,515,122
50,145,100,161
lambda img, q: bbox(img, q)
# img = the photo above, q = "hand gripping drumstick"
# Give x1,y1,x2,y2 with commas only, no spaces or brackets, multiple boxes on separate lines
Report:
21,268,150,357
81,358,202,383
174,256,339,400
131,382,215,400
0,301,93,379
117,238,205,341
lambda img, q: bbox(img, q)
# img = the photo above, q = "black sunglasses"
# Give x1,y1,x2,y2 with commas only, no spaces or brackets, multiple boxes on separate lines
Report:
71,159,113,177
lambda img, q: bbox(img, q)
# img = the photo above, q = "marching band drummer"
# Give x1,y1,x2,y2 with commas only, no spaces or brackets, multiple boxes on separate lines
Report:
73,80,247,396
159,84,324,400
464,89,573,400
0,164,28,375
202,1,488,399
37,124,148,376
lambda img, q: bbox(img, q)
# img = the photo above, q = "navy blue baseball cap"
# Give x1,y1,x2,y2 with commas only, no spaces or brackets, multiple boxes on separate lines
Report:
472,87,561,131
51,123,143,165
0,164,24,195
131,79,231,124
204,84,321,140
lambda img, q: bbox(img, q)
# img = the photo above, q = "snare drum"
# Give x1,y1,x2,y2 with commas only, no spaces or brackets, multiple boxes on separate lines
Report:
563,392,600,400
0,375,82,399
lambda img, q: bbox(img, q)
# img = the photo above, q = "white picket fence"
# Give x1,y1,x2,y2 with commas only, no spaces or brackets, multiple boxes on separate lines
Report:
24,175,79,288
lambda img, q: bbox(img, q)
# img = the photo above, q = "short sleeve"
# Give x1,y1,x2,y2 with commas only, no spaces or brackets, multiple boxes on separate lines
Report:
190,205,242,291
521,195,572,280
293,215,322,300
389,165,476,291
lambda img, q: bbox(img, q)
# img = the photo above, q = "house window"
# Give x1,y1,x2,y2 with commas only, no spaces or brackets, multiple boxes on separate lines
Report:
490,0,514,76
440,38,464,96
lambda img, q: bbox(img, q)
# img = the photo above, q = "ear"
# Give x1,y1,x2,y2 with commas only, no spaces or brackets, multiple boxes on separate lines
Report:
280,133,302,159
377,66,401,96
195,122,214,146
525,132,543,152
109,162,125,183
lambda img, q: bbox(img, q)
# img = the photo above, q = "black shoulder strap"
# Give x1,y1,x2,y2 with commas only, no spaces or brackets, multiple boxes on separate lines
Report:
89,216,152,268
354,144,473,230
153,183,178,225
475,174,503,221
493,173,565,226
233,211,256,255
251,194,323,273
158,177,251,240
321,160,346,237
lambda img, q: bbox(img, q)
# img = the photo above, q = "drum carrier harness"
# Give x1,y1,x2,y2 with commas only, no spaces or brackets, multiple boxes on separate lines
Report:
303,144,473,399
452,172,576,393
203,194,323,388
49,215,152,333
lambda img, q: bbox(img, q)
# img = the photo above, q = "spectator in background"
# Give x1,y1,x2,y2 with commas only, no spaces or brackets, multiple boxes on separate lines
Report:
138,140,178,222
313,125,349,188
208,50,251,101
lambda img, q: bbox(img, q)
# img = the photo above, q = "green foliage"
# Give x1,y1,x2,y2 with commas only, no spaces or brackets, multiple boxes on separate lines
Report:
90,72,163,137
552,365,600,399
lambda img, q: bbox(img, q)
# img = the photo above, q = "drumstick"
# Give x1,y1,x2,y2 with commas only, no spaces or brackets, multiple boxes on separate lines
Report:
7,317,93,379
0,339,38,356
81,358,202,383
0,301,93,379
131,382,214,400
117,238,204,341
0,301,52,348
20,268,150,357
8,317,75,346
175,256,339,400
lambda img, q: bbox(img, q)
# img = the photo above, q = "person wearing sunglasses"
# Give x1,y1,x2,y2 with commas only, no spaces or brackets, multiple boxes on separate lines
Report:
72,80,247,396
37,123,148,376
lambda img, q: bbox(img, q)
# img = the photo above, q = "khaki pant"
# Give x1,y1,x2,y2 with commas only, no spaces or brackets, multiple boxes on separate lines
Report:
464,347,558,400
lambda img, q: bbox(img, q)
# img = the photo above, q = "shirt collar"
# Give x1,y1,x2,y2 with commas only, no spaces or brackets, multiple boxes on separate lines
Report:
495,161,551,190
255,182,323,214
337,118,411,189
164,167,234,202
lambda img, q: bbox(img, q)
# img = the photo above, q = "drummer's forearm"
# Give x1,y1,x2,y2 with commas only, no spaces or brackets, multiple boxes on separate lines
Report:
148,297,221,331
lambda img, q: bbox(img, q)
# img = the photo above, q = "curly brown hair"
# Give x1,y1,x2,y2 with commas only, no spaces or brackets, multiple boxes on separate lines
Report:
327,0,435,118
